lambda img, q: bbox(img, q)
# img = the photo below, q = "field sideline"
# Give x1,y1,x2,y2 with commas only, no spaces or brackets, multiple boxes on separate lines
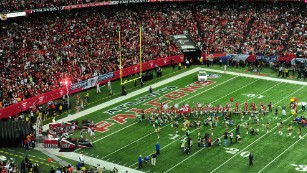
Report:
42,67,307,173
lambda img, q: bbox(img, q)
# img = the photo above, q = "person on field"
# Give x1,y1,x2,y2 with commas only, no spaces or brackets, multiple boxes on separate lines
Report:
298,127,303,139
223,131,228,147
288,124,293,136
265,122,270,133
96,83,101,93
156,127,160,139
108,80,112,90
155,142,160,156
151,151,157,166
278,122,283,135
138,155,143,169
249,152,253,166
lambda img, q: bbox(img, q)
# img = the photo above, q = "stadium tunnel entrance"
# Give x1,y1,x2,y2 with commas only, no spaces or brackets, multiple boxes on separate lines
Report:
183,49,202,65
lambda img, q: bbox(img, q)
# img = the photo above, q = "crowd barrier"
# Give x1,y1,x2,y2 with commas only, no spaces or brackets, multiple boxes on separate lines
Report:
0,55,184,119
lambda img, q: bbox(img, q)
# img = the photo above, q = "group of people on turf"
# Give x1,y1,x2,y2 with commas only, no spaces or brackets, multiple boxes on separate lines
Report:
139,98,305,159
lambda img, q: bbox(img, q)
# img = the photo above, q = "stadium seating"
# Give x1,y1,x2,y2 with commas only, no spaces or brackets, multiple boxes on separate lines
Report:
0,2,306,109
0,0,104,12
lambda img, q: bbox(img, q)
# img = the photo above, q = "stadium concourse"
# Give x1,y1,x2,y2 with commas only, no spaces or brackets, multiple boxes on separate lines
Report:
41,67,307,173
1,2,306,109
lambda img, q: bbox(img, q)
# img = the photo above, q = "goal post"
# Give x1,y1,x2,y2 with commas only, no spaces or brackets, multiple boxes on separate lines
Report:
119,26,143,86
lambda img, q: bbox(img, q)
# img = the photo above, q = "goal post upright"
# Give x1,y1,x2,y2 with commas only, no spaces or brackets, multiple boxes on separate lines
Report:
119,26,143,86
139,26,142,80
119,30,123,85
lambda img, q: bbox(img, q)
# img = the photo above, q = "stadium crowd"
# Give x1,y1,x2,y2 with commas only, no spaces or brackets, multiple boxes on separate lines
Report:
0,0,97,12
196,3,254,54
0,2,306,108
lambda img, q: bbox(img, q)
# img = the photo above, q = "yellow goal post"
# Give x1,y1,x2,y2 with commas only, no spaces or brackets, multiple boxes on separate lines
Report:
119,26,143,86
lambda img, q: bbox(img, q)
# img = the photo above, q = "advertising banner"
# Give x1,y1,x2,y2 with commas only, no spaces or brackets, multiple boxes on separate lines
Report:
0,55,184,119
31,7,63,13
62,2,114,10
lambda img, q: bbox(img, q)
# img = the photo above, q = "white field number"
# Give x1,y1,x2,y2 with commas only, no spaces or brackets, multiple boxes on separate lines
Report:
225,148,250,158
246,94,264,99
291,164,307,172
169,134,180,140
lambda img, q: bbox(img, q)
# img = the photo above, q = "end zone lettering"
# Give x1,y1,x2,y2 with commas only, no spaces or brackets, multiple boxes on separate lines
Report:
104,86,178,115
146,98,171,107
95,114,136,132
95,121,114,133
108,114,136,124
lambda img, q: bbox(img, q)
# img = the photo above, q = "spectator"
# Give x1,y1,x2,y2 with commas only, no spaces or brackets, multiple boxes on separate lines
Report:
96,164,102,173
79,154,84,165
33,162,39,173
155,142,160,156
20,160,25,173
138,155,143,169
151,151,157,166
0,2,305,112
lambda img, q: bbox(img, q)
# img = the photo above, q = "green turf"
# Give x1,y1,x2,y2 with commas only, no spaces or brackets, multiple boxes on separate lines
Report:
43,66,188,124
68,69,307,173
0,148,68,172
3,65,307,173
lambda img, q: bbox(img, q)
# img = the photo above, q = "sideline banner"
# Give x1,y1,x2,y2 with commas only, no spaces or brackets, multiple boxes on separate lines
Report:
0,55,184,119
62,2,114,10
13,0,307,16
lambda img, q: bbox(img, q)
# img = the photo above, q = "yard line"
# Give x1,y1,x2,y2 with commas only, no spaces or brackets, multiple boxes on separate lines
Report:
130,81,280,168
103,76,247,158
203,68,307,86
258,133,307,173
165,85,304,173
75,122,139,151
43,68,203,131
82,70,237,150
93,122,139,143
210,116,293,173
43,67,307,132
209,86,305,173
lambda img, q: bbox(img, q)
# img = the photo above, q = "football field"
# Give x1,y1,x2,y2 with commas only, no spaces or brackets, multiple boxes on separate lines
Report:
66,67,307,173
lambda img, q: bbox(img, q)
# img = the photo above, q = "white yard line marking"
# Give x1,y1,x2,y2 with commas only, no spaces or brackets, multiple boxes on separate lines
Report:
258,133,307,173
103,76,243,158
78,69,236,153
93,122,138,143
43,68,202,131
75,122,138,152
55,67,304,173
203,68,307,86
208,86,305,173
131,81,281,168
165,85,305,173
44,67,307,132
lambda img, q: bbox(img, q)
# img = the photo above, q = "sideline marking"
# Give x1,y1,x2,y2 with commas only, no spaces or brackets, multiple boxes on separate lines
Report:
164,85,305,173
130,79,279,168
102,76,243,158
43,68,202,131
43,67,307,131
209,86,305,173
258,133,307,173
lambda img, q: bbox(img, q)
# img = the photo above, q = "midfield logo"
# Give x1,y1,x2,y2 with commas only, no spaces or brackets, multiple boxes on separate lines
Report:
95,80,216,133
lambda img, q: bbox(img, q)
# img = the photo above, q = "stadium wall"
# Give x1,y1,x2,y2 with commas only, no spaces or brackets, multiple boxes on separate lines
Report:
0,55,184,119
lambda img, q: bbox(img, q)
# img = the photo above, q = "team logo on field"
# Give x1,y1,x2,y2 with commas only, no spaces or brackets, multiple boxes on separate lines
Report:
207,74,222,78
